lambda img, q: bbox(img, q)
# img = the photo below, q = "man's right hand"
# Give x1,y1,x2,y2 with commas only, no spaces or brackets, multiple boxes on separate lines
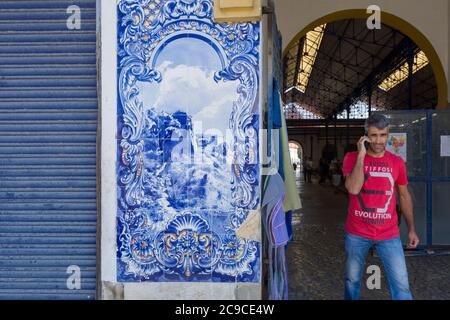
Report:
345,137,368,195
357,136,371,156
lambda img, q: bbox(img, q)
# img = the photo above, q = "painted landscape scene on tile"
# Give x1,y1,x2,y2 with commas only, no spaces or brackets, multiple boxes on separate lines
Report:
116,0,261,282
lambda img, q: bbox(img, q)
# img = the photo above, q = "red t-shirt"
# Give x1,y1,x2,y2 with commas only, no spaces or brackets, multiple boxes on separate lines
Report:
342,151,408,240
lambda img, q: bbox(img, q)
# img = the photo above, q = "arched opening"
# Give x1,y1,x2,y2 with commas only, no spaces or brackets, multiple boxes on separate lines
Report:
283,9,448,109
289,140,303,171
281,8,450,300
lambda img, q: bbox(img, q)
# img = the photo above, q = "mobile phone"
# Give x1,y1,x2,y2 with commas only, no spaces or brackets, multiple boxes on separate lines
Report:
364,131,370,150
364,140,370,151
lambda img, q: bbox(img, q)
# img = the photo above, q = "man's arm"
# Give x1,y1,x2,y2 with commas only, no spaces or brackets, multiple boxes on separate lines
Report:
344,136,370,195
344,154,365,195
398,184,419,248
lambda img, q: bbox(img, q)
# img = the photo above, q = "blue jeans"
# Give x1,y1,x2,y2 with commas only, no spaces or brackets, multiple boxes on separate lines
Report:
344,232,413,300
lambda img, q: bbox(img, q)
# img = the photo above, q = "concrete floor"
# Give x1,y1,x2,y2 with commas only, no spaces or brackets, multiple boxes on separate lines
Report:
286,170,450,300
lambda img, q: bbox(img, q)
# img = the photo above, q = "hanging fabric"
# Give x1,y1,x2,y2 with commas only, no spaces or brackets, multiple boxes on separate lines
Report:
261,173,289,300
285,210,294,242
276,87,302,212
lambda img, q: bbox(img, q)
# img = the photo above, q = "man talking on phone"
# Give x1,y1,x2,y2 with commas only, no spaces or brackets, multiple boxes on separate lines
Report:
342,113,419,300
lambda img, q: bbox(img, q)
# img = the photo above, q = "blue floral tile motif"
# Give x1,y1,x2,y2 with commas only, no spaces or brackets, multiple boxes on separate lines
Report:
117,0,260,282
154,212,221,278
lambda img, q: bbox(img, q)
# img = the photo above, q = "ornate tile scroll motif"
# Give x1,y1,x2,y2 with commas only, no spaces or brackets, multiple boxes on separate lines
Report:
117,0,260,282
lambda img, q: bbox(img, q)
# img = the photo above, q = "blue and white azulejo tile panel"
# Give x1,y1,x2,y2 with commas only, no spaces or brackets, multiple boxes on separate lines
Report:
116,0,261,282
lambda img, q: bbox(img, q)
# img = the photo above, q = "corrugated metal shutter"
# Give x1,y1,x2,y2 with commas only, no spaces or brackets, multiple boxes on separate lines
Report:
0,0,97,300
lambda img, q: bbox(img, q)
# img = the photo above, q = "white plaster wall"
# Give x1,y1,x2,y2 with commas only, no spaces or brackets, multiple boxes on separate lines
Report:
274,0,450,103
98,0,118,285
98,0,263,300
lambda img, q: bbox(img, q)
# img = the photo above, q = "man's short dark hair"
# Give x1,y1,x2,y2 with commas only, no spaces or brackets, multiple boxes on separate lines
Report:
364,113,390,132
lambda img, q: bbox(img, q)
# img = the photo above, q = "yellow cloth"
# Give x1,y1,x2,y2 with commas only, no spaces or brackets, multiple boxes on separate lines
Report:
279,95,302,212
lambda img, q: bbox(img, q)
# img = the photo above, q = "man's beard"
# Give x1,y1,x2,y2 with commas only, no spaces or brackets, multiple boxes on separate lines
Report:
370,144,386,153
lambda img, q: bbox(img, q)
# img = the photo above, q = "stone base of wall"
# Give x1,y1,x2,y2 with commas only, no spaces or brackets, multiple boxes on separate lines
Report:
100,282,261,300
